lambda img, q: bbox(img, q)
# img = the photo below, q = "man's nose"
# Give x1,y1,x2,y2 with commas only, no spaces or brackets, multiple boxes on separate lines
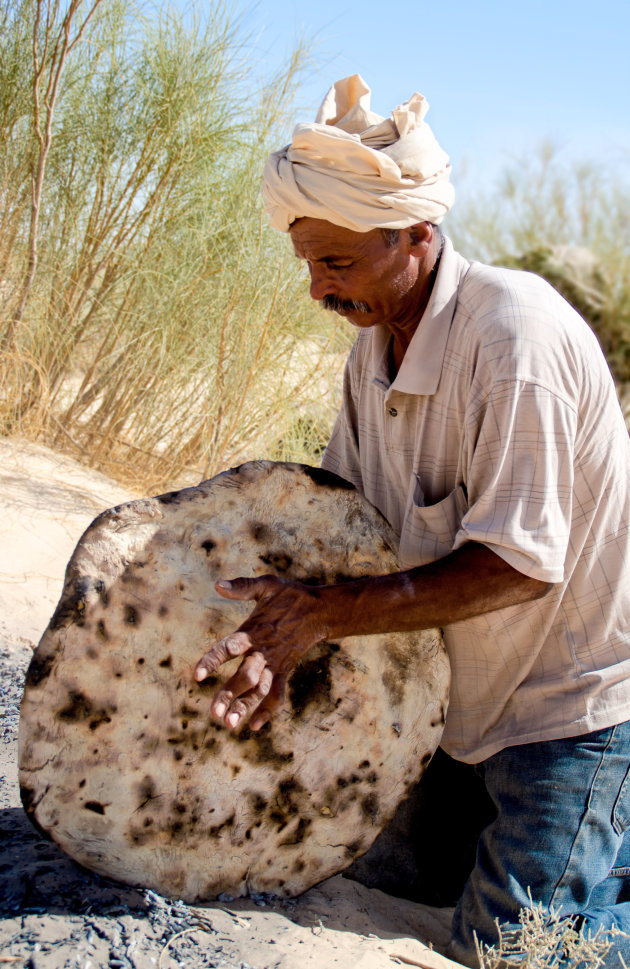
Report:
308,264,335,301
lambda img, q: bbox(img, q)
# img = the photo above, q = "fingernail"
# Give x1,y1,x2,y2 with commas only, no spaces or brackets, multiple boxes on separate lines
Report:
214,702,226,718
195,668,207,682
216,579,231,590
227,712,239,728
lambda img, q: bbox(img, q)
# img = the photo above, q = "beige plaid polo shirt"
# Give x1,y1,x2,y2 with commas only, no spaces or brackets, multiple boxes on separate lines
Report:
322,237,630,763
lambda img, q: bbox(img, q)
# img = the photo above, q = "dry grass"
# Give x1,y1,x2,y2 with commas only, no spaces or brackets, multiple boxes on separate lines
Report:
0,0,352,493
476,898,627,969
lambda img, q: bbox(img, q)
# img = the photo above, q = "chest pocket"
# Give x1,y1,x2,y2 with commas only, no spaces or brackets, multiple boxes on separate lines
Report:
399,483,468,570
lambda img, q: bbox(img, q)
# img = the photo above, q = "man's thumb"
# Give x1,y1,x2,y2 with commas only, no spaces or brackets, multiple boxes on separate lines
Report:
215,577,260,600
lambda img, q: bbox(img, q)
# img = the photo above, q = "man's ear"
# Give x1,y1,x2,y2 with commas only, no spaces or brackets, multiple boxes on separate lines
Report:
407,222,434,251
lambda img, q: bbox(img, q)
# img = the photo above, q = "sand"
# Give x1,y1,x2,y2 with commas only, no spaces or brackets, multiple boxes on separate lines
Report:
0,437,458,969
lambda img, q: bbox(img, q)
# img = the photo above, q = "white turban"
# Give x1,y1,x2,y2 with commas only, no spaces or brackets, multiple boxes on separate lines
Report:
262,74,454,233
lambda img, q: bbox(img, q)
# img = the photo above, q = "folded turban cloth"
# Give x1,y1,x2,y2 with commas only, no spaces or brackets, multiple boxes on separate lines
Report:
262,74,454,233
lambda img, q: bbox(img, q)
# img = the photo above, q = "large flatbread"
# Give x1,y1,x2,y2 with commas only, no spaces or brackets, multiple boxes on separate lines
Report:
18,461,449,902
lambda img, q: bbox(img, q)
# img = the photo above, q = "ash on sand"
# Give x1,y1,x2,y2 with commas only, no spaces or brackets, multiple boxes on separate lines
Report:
0,437,455,969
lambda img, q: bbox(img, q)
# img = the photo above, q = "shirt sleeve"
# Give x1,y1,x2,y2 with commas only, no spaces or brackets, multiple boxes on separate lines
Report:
452,378,577,583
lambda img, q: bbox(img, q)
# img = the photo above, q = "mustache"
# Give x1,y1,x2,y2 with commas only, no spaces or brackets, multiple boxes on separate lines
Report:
320,295,371,315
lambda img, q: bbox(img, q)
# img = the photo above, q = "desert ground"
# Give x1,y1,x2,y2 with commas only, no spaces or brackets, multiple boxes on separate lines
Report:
0,436,458,969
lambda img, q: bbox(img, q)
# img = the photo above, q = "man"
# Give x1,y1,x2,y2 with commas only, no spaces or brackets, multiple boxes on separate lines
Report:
195,76,630,966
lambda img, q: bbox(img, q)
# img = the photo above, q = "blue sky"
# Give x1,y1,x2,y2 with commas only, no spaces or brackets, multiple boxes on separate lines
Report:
236,0,630,199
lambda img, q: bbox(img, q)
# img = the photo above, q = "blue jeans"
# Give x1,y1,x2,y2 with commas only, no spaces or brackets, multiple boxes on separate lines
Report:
448,722,630,968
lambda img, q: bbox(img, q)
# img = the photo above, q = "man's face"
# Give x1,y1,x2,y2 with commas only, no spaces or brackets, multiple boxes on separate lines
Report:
289,218,428,330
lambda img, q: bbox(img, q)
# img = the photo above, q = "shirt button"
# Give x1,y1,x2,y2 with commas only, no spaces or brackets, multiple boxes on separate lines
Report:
388,407,398,417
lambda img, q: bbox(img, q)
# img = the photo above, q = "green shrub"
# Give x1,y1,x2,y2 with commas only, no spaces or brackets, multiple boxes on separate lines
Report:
447,146,630,386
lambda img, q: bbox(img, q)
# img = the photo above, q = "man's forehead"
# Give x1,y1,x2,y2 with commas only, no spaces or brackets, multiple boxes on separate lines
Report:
289,217,379,259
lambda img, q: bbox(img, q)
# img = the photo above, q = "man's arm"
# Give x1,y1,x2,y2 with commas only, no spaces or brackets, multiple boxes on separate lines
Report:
194,541,552,731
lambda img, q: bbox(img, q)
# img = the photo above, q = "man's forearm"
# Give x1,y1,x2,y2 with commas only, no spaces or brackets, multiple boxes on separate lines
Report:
195,541,553,731
318,541,553,640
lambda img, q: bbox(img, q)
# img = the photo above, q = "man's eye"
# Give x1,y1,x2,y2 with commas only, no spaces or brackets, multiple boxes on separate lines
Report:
329,262,352,270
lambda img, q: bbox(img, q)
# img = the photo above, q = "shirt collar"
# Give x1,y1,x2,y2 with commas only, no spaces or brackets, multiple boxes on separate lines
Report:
369,236,471,397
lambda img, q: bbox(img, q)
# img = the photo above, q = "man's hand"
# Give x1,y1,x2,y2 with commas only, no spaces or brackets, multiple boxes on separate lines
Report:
194,575,329,732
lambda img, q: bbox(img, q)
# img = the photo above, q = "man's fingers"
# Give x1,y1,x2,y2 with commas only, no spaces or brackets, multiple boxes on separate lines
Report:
250,673,289,731
218,665,275,730
209,651,267,720
194,631,251,682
